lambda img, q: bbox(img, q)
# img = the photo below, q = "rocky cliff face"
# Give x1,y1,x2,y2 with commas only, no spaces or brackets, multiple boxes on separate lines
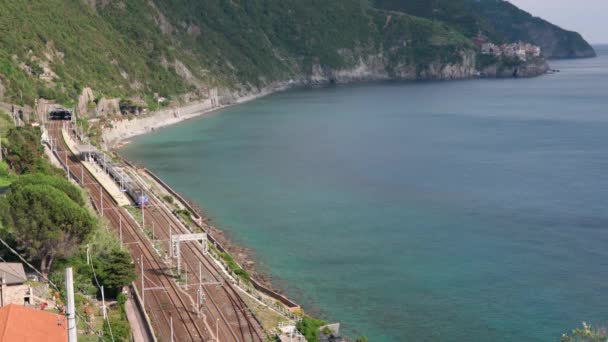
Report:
308,48,535,84
481,58,549,78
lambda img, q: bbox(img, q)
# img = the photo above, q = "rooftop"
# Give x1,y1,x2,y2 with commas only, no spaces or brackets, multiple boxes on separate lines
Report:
0,263,26,285
0,304,67,342
77,144,98,155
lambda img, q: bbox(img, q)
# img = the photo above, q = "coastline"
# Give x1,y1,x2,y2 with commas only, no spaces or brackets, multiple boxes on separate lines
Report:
103,66,558,332
102,58,551,148
104,71,553,290
103,81,298,148
113,152,301,317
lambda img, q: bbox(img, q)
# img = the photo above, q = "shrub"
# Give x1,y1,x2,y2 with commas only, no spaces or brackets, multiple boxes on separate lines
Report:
296,315,328,342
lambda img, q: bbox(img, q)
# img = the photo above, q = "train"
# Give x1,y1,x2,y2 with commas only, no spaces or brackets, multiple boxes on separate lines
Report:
90,151,150,207
49,108,73,121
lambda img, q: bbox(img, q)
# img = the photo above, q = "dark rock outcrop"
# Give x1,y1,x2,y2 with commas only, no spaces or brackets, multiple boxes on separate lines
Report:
481,58,549,78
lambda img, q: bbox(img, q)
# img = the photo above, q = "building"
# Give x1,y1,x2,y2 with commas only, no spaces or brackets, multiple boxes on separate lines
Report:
0,263,32,307
0,304,67,342
481,43,500,56
479,41,543,62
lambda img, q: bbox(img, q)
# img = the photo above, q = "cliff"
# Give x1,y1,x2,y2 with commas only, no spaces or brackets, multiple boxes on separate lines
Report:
481,57,550,78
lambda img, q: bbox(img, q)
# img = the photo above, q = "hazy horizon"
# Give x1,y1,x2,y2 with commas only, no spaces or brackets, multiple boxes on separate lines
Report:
509,0,608,44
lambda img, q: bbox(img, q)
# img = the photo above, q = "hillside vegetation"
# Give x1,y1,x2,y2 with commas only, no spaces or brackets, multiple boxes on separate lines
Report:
0,0,594,107
373,0,596,59
469,0,596,59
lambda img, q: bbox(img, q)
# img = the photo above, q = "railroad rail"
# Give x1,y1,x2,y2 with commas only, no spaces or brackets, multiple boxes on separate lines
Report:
49,122,263,342
136,178,265,342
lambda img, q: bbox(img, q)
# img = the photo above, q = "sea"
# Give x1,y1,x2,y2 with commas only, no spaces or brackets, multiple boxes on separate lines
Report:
121,46,608,341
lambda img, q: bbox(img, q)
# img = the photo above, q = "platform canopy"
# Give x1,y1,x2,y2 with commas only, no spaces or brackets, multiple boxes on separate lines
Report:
77,144,98,157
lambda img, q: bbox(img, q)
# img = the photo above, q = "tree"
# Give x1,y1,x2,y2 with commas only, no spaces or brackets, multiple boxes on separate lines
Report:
11,173,85,206
1,182,96,275
95,249,136,298
5,127,43,174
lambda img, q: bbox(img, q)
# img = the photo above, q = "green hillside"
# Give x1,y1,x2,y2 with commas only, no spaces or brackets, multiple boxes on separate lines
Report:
0,0,474,106
0,0,594,108
0,0,195,105
373,0,596,59
469,0,596,59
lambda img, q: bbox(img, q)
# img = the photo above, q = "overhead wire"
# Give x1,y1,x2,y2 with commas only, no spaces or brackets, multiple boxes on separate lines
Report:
0,235,107,341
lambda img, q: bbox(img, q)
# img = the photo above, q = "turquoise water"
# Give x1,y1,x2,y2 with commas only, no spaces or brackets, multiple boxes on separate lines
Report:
121,46,608,341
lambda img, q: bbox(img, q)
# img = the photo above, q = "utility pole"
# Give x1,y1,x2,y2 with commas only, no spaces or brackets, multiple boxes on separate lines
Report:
176,241,181,275
196,285,200,317
140,257,145,308
141,193,145,231
119,215,123,246
65,267,78,342
101,286,107,320
197,262,205,318
169,225,173,258
86,244,90,265
65,151,69,176
170,315,174,342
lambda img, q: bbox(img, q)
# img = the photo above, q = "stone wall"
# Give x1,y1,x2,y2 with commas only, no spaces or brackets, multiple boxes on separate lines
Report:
1,284,30,306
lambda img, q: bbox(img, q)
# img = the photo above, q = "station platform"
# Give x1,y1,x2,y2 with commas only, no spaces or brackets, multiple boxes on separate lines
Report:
61,129,132,207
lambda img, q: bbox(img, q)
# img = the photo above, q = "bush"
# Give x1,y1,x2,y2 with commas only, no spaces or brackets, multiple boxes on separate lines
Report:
11,173,85,205
5,126,44,174
296,315,328,342
562,322,608,342
103,315,131,342
163,195,174,204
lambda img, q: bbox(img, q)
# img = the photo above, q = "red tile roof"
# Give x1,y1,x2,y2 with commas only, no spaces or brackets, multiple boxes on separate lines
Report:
0,304,67,342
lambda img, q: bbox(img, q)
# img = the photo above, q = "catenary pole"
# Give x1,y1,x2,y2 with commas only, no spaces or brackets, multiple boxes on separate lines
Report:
65,267,78,342
101,286,107,320
141,257,145,307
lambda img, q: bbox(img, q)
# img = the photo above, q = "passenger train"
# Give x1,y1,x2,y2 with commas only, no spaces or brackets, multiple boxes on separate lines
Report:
90,151,149,207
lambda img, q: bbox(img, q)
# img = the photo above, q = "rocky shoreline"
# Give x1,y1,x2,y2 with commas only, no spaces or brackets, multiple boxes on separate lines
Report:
103,62,553,312
102,56,550,148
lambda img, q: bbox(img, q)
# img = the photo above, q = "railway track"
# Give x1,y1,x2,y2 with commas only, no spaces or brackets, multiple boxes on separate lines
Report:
49,121,265,342
137,182,265,342
48,122,210,341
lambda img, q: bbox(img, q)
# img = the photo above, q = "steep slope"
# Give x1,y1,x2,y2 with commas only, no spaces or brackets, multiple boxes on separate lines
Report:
0,0,195,105
0,0,476,107
0,0,588,108
470,0,596,59
373,0,596,59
